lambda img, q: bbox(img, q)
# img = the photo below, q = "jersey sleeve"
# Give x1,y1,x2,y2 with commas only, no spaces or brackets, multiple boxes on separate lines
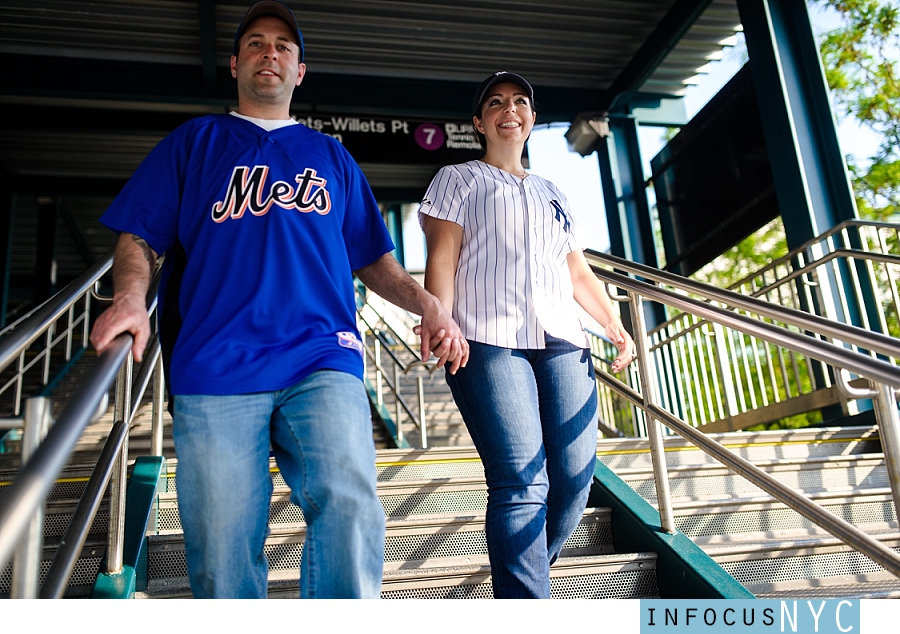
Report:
339,151,395,272
99,128,186,256
417,166,468,228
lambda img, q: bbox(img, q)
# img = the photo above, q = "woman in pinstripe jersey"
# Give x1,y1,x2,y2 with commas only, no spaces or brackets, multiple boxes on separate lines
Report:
418,72,637,598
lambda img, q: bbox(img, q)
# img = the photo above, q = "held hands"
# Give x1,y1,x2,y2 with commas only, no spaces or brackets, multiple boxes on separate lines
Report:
89,292,151,363
606,320,637,374
413,297,469,374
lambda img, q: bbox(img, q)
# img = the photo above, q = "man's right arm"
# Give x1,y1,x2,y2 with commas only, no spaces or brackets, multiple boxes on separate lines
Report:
89,233,159,363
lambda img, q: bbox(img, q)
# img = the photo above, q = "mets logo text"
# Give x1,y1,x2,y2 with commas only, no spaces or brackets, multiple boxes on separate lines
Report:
211,165,332,222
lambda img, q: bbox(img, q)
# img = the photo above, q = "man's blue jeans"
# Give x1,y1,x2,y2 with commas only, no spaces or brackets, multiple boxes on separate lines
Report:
172,370,385,598
446,336,598,598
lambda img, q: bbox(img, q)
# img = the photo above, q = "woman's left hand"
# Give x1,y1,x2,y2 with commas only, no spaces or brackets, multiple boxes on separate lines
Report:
606,321,637,373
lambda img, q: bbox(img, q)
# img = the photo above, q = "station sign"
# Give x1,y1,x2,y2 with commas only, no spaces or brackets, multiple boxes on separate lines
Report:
293,112,484,164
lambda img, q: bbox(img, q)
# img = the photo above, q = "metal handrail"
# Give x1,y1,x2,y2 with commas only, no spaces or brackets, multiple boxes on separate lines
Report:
591,266,900,387
596,367,900,577
40,331,163,598
585,250,900,361
0,256,164,597
0,334,130,570
357,299,437,447
0,301,36,338
589,264,900,578
741,247,900,324
361,334,424,444
39,419,129,598
726,218,897,291
0,251,113,368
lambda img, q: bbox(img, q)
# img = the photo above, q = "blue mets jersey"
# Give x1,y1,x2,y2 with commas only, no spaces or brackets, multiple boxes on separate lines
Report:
101,113,394,395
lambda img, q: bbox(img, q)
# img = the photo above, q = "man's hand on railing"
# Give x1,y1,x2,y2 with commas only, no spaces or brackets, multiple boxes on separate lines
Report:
90,233,158,363
90,292,149,363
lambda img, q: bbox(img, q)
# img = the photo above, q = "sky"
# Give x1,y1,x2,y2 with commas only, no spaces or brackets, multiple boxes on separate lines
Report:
524,3,884,252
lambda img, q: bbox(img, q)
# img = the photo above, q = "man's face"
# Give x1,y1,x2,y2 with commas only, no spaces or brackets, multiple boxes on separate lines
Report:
230,15,306,108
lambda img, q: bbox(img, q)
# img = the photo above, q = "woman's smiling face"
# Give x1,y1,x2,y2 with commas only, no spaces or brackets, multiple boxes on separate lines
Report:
474,82,536,149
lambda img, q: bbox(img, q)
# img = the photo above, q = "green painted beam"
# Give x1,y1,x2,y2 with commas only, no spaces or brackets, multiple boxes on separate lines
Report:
589,458,754,599
92,456,164,599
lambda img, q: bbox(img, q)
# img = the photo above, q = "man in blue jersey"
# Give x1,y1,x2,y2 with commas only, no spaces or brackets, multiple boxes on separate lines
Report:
90,0,468,599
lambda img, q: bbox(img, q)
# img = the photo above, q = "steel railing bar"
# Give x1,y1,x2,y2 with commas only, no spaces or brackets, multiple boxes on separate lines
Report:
357,301,422,361
726,218,897,292
593,369,900,578
590,267,900,389
360,339,424,430
128,335,162,425
649,400,900,577
0,334,130,571
0,251,113,369
39,419,129,599
586,251,900,361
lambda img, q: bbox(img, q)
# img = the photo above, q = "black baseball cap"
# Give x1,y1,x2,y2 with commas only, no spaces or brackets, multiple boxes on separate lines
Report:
233,1,305,62
472,71,535,116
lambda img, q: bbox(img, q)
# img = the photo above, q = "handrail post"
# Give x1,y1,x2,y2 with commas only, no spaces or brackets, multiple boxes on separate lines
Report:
106,355,132,574
394,364,402,441
10,396,52,598
375,338,383,408
42,324,54,385
65,304,75,361
629,294,677,534
711,322,739,418
417,374,428,449
82,291,91,349
873,383,900,519
151,355,165,457
14,351,25,416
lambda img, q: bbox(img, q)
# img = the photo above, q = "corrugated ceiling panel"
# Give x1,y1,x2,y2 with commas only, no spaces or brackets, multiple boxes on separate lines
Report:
0,0,743,93
644,0,742,95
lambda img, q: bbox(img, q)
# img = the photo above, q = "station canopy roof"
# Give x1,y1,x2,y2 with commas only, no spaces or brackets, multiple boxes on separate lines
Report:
0,0,743,190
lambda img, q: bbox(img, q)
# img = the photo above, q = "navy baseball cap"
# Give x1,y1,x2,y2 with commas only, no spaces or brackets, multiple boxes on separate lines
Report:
233,1,305,62
472,71,534,116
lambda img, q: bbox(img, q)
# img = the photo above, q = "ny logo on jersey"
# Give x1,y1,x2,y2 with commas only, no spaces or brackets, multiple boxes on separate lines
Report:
211,165,332,223
549,200,570,233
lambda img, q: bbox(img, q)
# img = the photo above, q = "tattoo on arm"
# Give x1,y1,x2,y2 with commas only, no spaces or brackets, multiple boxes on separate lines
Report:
130,235,155,266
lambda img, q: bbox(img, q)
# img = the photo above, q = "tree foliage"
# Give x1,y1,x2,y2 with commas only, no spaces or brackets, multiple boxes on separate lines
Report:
815,0,900,220
693,2,899,289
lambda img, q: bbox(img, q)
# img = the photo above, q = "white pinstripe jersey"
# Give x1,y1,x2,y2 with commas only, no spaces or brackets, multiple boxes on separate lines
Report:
418,159,588,349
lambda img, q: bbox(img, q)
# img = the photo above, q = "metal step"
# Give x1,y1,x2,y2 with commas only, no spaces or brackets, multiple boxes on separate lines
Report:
597,426,881,470
0,537,105,598
616,455,890,502
139,508,617,599
672,489,897,537
378,552,659,599
154,476,493,531
749,574,900,599
695,524,900,599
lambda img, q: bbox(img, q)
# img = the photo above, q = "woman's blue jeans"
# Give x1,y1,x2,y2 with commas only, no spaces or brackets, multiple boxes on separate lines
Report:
445,335,599,598
172,370,385,598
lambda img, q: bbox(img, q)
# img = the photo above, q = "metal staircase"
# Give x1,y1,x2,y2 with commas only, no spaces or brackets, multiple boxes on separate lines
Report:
598,426,900,598
1,220,899,599
135,448,662,599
